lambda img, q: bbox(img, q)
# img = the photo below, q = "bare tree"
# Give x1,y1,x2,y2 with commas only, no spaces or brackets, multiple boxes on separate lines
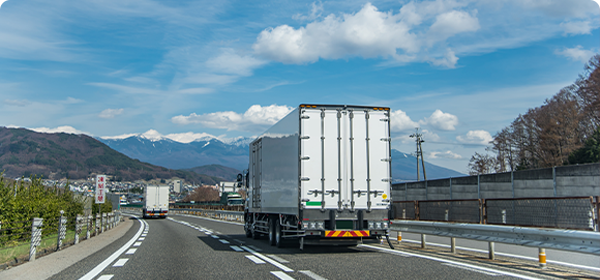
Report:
468,152,497,175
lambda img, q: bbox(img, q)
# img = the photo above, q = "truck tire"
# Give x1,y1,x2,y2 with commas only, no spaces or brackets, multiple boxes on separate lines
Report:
245,220,252,238
275,220,283,248
268,218,276,246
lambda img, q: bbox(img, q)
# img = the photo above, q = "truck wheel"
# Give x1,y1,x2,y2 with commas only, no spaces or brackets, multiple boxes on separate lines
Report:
275,220,283,248
268,218,276,246
245,220,252,238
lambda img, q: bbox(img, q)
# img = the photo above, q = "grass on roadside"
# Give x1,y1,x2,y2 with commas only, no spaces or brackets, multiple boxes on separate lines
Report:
0,224,94,264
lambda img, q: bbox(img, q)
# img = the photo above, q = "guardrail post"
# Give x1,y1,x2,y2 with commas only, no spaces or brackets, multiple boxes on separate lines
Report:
488,242,495,260
29,217,43,262
421,234,426,248
96,213,100,235
538,248,546,268
87,215,92,239
450,237,456,254
75,215,82,244
397,232,402,243
57,210,66,251
102,213,106,233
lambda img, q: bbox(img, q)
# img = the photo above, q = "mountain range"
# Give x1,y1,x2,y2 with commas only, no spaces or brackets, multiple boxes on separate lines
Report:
98,132,464,182
0,127,224,184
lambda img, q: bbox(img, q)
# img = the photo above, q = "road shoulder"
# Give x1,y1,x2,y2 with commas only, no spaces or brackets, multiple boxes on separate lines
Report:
0,217,133,280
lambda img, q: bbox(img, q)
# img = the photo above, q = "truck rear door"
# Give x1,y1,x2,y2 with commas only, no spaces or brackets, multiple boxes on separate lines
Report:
301,107,390,212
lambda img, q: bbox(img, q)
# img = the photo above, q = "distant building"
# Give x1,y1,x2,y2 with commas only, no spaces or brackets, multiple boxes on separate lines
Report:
172,179,183,193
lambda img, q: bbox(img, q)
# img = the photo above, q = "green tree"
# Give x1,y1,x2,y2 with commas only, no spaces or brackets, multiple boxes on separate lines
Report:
569,127,600,164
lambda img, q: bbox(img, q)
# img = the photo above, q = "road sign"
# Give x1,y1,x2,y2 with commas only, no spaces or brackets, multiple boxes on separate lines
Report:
95,175,106,204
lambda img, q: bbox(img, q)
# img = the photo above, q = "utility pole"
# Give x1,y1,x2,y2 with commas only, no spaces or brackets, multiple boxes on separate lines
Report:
410,128,427,181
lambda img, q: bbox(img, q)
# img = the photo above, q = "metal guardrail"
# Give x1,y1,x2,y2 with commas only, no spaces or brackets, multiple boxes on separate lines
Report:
390,220,600,255
170,209,244,222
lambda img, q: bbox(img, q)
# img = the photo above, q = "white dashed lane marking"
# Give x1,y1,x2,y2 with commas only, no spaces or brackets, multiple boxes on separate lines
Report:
245,255,266,264
270,271,295,280
133,242,142,247
97,275,114,280
300,270,328,280
267,255,289,263
219,239,230,244
125,248,137,255
230,246,244,252
112,259,128,267
241,246,293,272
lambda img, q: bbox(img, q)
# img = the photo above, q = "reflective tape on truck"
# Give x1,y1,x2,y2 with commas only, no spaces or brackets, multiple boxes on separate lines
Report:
325,230,370,237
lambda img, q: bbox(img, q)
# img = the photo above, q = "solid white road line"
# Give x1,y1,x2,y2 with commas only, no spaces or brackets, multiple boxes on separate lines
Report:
245,255,266,264
399,238,600,272
230,246,244,252
359,244,542,280
270,271,295,280
267,255,289,263
78,217,145,280
97,275,114,280
112,259,128,267
443,263,499,276
241,246,293,272
125,248,137,255
299,270,328,280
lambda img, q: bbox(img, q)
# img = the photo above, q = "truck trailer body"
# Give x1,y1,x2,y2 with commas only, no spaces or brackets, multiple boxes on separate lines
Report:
244,104,393,248
143,185,169,219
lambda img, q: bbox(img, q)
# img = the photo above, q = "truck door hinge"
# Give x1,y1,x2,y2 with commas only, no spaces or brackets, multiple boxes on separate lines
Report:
301,115,310,119
381,158,391,162
325,190,339,197
300,136,310,139
300,177,310,181
381,178,392,182
300,156,310,160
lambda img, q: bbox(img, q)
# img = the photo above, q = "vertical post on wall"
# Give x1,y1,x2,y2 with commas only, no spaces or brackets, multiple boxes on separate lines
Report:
421,234,426,249
87,215,92,239
488,242,495,260
450,237,456,254
511,171,515,198
96,214,100,236
552,167,557,197
449,177,452,200
29,218,43,262
75,215,81,244
405,183,408,201
477,174,481,199
57,210,66,251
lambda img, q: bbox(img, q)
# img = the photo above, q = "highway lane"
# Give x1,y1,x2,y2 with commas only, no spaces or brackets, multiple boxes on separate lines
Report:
49,212,574,280
389,232,600,272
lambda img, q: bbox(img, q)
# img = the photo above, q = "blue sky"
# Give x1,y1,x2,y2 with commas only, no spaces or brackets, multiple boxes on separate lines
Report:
0,0,598,173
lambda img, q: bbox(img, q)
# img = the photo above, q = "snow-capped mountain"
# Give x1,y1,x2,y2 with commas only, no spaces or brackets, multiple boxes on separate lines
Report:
98,131,463,181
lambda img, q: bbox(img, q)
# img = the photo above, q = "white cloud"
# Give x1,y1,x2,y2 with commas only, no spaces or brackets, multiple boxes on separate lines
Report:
98,108,124,119
421,129,441,142
421,109,459,130
28,125,90,136
427,10,479,44
560,20,593,35
513,0,597,18
4,99,28,107
555,46,595,63
171,104,294,133
88,83,214,95
293,1,323,22
389,109,419,132
428,150,462,159
253,2,481,68
456,130,493,145
0,1,8,9
206,48,267,76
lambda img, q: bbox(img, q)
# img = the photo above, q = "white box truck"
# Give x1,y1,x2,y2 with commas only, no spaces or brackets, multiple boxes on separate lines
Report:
242,104,394,249
143,185,169,219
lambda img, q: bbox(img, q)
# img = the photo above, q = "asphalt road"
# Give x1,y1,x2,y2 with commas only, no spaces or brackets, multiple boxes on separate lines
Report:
44,212,597,280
